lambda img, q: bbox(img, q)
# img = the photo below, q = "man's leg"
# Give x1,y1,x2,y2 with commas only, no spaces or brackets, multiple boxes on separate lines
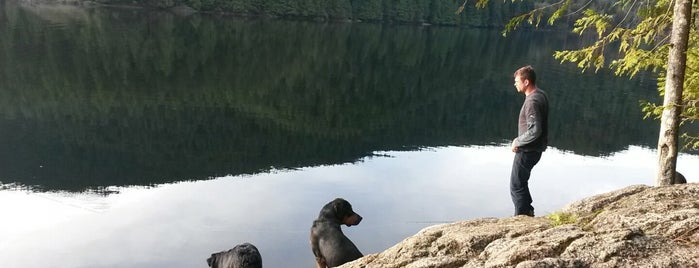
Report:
510,151,542,216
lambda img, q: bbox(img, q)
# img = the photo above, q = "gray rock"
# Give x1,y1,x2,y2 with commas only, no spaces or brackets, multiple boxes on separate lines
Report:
340,183,699,268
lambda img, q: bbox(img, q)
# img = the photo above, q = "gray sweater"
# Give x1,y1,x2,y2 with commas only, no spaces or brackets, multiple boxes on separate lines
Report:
514,89,549,152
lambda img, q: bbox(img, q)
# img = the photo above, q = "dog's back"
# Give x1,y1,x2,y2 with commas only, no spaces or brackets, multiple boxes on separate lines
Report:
674,171,687,184
207,243,262,268
312,220,362,267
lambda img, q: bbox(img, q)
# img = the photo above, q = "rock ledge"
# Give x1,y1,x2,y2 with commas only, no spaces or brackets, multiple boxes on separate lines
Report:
341,184,699,268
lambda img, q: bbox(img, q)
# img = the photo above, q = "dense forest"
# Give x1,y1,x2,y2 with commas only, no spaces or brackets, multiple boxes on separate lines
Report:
91,0,540,27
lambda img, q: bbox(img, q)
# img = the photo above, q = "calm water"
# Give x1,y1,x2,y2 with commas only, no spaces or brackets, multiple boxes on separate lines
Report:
1,2,698,268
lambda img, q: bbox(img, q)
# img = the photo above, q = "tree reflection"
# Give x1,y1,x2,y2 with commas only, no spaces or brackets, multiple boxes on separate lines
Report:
0,4,660,191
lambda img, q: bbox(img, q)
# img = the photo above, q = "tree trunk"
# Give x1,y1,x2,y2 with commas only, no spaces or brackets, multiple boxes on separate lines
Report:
657,0,692,186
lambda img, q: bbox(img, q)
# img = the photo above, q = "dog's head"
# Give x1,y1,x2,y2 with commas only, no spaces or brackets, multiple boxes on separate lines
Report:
321,198,362,227
206,253,219,268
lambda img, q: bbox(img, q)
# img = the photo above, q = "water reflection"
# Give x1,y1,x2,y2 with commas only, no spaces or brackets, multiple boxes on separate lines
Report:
0,4,695,268
0,3,662,191
1,146,697,268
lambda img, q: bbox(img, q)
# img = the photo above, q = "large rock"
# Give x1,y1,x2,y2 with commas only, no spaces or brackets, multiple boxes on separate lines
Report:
341,184,699,268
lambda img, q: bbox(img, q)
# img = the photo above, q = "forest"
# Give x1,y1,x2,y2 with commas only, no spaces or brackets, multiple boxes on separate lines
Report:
95,0,539,27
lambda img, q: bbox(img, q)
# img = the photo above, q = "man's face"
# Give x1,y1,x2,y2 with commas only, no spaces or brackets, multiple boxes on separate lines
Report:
514,75,527,93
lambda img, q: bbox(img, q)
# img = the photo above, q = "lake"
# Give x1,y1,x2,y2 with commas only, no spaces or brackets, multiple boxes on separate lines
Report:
1,2,697,268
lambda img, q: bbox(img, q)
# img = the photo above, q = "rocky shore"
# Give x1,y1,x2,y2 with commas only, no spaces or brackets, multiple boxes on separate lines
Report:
341,184,699,268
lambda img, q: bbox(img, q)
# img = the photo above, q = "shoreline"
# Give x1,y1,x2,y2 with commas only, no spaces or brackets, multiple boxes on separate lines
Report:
340,183,699,267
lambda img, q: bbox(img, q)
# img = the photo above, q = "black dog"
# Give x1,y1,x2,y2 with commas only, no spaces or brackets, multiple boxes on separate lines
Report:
310,198,363,268
207,243,262,268
674,171,687,184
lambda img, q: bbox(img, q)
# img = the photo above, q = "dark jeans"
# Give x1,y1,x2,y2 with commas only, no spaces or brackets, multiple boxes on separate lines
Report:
510,151,542,216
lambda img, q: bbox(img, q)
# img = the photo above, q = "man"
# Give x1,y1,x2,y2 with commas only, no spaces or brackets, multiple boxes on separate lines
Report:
510,65,549,217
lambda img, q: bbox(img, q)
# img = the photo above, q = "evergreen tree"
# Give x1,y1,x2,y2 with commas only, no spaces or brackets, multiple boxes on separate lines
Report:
460,0,699,186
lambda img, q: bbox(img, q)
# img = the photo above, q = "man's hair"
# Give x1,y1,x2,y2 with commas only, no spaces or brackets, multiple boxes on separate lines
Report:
514,65,536,85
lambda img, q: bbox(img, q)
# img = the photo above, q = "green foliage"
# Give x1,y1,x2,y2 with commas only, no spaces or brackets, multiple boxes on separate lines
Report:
501,0,567,34
464,0,699,149
554,41,606,72
547,212,577,226
572,9,612,38
547,0,570,25
457,0,535,28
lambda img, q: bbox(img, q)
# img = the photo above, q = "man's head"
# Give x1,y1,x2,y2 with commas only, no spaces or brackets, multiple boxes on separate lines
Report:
513,65,536,94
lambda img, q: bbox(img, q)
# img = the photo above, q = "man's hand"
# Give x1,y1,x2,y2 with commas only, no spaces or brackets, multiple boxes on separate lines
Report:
511,139,519,152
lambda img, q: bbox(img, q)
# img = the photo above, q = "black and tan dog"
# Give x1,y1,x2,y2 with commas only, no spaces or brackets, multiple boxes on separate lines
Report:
310,198,363,268
207,243,262,268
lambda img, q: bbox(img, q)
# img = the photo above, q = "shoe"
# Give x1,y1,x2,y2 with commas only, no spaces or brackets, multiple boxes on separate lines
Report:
516,210,534,217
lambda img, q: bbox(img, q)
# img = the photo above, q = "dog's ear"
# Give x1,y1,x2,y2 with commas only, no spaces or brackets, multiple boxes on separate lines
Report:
333,200,341,214
333,198,354,217
333,198,347,214
206,254,217,267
